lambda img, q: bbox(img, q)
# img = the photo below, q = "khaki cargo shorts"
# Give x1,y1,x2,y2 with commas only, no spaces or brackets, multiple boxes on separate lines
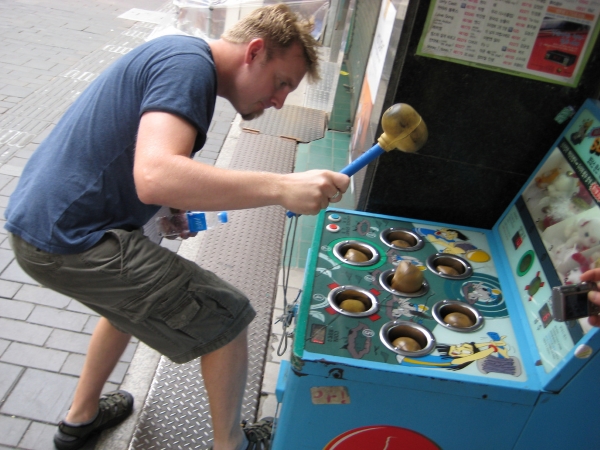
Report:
9,229,256,363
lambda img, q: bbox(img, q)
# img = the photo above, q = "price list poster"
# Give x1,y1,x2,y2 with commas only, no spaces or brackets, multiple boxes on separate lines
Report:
417,0,600,86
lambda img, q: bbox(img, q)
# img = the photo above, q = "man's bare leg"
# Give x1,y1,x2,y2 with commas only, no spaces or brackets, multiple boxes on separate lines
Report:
202,327,249,450
65,317,132,423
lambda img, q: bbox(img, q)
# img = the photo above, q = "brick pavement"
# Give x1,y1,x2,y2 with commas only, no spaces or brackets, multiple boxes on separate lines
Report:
0,2,237,449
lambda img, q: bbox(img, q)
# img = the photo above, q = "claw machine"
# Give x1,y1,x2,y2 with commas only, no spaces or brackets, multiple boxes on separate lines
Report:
272,98,600,450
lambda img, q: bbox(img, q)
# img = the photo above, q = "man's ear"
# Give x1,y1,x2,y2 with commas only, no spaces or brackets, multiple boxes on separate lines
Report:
245,38,265,64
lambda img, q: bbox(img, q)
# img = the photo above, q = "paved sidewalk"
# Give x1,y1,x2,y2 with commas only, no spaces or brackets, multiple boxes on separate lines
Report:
0,2,199,449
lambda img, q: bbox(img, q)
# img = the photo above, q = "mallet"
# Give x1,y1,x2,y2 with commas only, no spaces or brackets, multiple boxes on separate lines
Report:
287,103,428,217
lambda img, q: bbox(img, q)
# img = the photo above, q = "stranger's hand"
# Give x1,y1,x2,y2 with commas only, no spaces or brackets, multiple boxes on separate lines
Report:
580,268,600,327
281,170,350,216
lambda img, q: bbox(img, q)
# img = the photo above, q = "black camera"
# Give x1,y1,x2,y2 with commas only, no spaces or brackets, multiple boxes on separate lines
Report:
552,282,600,322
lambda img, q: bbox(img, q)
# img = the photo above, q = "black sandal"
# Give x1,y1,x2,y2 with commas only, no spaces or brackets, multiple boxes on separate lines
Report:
53,390,134,450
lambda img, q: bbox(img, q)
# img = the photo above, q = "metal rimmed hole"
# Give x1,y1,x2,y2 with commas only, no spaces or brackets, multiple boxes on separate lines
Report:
432,300,484,333
327,286,379,318
332,240,380,266
380,320,436,357
426,253,473,280
380,228,424,251
379,268,429,298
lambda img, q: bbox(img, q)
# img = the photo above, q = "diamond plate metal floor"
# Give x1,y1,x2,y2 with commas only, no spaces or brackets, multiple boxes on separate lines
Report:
241,104,327,143
305,59,339,114
130,131,300,449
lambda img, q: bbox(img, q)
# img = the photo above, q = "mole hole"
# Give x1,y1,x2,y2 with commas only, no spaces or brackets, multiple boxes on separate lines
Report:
388,231,417,247
388,326,427,348
434,256,465,274
441,304,476,322
335,290,372,309
341,243,373,260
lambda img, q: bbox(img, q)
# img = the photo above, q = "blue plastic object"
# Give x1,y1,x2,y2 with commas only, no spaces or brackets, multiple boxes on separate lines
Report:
339,143,385,176
286,143,386,217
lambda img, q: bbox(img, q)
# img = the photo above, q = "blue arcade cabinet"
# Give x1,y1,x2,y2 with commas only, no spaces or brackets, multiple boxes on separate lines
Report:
272,99,600,449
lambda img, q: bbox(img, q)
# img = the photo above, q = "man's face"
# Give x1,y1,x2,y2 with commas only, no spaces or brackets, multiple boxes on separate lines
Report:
235,41,308,120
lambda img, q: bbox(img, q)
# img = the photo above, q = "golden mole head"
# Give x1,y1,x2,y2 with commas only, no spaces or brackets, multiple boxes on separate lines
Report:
378,103,428,153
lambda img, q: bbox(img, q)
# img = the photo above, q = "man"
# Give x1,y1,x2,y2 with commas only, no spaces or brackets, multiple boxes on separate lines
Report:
5,4,349,450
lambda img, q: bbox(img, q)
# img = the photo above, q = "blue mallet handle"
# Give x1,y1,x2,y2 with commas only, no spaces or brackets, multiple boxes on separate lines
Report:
339,143,385,176
286,143,385,217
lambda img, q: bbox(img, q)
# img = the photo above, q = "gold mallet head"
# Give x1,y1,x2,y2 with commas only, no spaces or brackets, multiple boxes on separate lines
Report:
377,103,428,153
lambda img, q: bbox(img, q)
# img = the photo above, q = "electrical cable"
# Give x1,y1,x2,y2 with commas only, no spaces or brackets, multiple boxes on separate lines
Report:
277,214,302,356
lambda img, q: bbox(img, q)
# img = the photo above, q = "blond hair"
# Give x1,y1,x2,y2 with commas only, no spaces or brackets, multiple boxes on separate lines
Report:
222,4,320,82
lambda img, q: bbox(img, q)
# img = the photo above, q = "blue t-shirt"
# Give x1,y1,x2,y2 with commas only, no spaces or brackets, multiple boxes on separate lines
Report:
5,35,217,254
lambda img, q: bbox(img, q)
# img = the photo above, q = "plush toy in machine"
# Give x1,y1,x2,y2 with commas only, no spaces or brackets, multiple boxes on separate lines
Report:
550,217,600,269
535,168,560,190
564,251,600,284
538,172,594,229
